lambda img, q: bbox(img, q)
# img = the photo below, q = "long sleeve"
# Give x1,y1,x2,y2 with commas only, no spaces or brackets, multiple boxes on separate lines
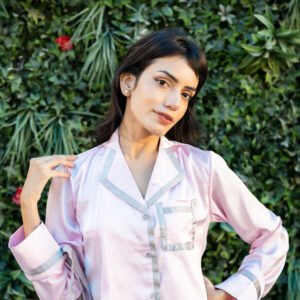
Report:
209,151,289,300
8,166,89,300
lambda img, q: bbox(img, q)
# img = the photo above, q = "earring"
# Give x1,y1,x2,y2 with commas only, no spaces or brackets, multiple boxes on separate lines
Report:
124,89,128,94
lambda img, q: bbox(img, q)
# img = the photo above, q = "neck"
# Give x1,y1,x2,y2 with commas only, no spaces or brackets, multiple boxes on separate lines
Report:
118,123,160,160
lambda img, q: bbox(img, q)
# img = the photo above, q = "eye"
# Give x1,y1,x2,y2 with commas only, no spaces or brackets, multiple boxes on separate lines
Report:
182,93,192,101
155,79,169,87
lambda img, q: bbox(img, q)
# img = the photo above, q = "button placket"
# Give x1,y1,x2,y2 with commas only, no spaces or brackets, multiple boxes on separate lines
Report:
143,214,150,220
146,210,161,300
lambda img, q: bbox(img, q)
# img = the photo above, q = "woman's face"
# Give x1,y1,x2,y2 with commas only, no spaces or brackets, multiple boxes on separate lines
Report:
120,56,199,137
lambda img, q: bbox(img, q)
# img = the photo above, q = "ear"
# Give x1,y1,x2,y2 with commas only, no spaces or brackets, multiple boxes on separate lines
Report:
120,73,136,96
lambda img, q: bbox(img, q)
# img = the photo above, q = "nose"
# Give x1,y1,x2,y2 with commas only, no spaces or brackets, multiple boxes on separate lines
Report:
164,91,181,111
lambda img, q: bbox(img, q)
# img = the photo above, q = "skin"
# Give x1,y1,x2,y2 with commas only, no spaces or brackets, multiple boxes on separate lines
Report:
20,55,235,300
118,56,198,197
118,56,197,158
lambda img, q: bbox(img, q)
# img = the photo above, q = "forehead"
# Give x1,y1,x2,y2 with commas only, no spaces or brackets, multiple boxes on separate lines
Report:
143,56,199,87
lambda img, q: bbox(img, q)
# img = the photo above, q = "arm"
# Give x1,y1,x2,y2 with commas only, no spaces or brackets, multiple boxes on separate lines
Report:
8,162,88,300
208,151,289,300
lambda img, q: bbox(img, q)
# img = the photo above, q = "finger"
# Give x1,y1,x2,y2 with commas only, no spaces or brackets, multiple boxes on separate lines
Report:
46,159,76,169
48,155,77,161
59,154,77,159
37,156,53,162
32,155,77,164
50,170,71,178
203,277,214,287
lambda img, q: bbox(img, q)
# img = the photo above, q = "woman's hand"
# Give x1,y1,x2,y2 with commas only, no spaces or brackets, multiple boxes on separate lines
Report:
204,276,236,300
20,155,77,206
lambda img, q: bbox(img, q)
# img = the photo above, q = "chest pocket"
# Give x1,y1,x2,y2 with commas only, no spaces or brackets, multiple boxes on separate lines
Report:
155,199,197,251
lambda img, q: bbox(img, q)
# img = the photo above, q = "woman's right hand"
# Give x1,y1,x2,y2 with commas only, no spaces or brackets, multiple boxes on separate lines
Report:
20,155,77,206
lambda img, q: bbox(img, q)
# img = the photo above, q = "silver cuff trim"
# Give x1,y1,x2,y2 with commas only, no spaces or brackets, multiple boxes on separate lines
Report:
239,269,261,299
26,248,63,276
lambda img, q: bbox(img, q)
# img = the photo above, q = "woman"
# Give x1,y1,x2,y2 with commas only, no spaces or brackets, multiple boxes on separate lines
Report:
9,28,288,300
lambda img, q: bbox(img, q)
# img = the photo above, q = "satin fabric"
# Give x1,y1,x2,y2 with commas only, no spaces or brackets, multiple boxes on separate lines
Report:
9,128,289,300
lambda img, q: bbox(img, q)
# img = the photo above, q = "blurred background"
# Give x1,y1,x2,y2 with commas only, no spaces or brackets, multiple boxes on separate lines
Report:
0,0,299,299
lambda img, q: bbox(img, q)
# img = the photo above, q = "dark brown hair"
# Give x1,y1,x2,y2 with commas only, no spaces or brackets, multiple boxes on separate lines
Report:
95,27,208,146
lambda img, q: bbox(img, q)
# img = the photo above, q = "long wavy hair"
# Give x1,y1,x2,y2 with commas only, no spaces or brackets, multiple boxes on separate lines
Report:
95,27,208,146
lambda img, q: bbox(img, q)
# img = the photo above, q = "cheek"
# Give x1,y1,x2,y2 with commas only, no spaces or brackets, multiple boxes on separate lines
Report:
179,104,189,117
128,94,150,119
173,106,189,124
131,86,159,112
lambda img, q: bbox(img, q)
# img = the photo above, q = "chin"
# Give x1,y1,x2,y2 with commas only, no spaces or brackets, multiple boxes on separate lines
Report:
147,125,171,137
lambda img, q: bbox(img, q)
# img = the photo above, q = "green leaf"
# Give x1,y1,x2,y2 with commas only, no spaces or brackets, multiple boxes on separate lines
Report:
275,30,300,40
254,13,275,31
268,57,280,75
10,270,21,280
162,6,173,17
220,223,236,233
257,29,273,39
238,55,255,70
241,44,264,57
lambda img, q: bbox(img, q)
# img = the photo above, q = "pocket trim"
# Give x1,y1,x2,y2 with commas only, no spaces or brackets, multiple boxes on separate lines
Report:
156,199,197,252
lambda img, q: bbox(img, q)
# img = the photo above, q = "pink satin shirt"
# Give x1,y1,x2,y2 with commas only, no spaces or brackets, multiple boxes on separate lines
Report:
8,128,289,300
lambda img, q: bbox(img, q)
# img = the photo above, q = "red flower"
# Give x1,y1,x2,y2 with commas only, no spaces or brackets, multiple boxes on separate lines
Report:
55,35,73,52
12,187,23,205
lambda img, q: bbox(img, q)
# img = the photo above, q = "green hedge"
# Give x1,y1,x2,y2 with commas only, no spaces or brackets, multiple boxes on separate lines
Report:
0,1,299,299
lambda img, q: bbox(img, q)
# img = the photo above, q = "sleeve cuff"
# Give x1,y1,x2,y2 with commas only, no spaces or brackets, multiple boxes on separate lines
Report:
8,222,64,276
215,269,263,300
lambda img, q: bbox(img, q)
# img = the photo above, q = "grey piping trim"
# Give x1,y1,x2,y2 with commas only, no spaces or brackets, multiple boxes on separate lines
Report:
156,203,167,239
156,199,197,252
166,149,185,174
102,178,149,215
100,149,184,214
239,269,261,299
99,147,116,180
163,206,192,213
26,248,64,276
146,150,184,207
147,215,161,299
99,149,149,215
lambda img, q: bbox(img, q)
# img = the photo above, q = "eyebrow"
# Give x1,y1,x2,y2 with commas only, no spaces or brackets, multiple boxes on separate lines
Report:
157,70,197,92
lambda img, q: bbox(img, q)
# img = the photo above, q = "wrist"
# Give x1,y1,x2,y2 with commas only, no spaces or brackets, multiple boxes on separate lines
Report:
216,288,236,300
20,199,38,208
223,292,236,300
20,192,40,207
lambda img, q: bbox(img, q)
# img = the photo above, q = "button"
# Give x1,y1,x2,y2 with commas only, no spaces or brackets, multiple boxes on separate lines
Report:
146,252,152,257
143,214,149,220
150,292,159,299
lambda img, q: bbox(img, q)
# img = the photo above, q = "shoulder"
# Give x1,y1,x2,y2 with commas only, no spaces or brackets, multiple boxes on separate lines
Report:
166,140,230,174
166,140,214,165
69,142,109,181
74,144,105,166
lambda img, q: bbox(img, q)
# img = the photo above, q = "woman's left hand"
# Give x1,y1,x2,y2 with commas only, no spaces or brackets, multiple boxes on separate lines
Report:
204,276,236,300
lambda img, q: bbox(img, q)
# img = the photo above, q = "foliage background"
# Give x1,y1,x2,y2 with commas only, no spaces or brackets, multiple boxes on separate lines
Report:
0,0,299,299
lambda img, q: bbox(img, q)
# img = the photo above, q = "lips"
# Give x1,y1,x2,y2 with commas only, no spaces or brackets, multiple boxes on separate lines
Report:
156,111,173,122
